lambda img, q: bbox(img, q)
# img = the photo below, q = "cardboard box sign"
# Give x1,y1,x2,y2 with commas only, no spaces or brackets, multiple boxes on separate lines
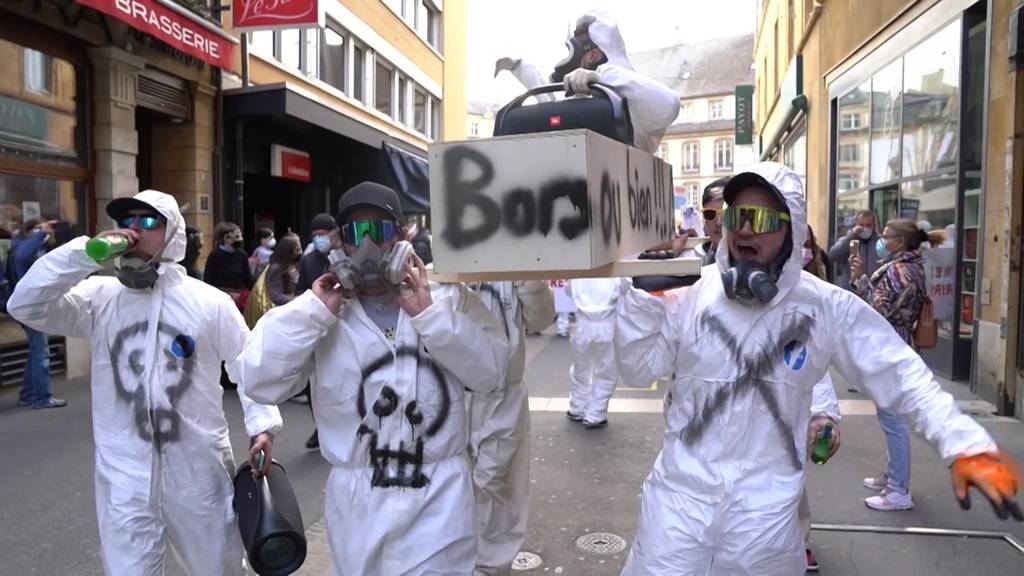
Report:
429,130,674,275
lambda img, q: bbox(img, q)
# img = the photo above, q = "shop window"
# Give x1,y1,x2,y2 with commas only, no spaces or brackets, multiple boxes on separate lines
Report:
870,58,902,184
682,141,699,172
0,174,84,235
782,118,807,191
836,81,870,185
714,139,733,170
901,20,960,177
398,77,408,124
23,49,52,94
353,45,367,103
709,99,724,120
375,59,394,117
414,88,427,134
834,189,868,239
322,24,348,93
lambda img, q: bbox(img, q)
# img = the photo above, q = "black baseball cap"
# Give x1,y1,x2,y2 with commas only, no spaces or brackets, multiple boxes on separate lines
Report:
722,172,788,213
335,182,405,226
106,197,160,220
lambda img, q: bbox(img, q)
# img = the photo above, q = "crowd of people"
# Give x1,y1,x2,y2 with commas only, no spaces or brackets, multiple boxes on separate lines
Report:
4,8,1021,576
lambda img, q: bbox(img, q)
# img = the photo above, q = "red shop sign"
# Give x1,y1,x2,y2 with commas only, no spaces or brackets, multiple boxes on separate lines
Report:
232,0,324,33
79,0,237,72
271,144,312,182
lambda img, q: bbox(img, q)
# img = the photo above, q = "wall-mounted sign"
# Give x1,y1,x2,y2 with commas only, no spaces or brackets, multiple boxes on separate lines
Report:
735,84,754,146
78,0,238,72
232,0,325,32
271,144,311,182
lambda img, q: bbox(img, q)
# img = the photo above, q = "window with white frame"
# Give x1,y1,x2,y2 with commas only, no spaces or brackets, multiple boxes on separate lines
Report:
322,23,347,93
430,96,441,140
838,143,862,163
677,102,692,123
470,122,479,136
657,143,668,159
414,88,427,134
683,141,700,172
23,49,52,93
375,58,394,117
684,182,701,206
709,99,724,120
398,77,408,124
837,176,862,191
424,1,441,50
353,44,367,104
840,112,862,130
714,139,733,170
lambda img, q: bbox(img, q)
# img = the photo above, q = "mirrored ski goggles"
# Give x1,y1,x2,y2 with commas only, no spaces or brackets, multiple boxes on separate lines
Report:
117,214,163,230
722,205,791,234
341,219,399,246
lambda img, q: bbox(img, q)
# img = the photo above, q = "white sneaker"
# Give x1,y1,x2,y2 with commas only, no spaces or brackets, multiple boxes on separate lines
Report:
865,489,914,511
863,473,888,490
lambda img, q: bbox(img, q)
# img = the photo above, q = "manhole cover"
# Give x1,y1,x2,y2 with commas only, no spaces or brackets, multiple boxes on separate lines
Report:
575,532,627,555
511,551,543,570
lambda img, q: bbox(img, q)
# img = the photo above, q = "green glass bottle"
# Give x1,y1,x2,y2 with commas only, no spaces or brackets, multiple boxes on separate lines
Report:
810,423,834,465
85,235,130,263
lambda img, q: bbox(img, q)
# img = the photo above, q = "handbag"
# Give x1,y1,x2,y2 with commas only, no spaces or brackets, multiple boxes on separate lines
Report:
914,296,938,349
243,269,275,329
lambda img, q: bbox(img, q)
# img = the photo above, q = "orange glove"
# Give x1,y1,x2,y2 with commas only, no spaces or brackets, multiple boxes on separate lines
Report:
950,452,1022,521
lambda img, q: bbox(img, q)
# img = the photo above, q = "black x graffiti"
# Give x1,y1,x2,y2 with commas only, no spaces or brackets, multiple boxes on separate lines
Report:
681,312,816,470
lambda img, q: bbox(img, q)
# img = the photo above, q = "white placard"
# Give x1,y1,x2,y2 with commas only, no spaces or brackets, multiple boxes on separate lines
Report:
549,279,576,313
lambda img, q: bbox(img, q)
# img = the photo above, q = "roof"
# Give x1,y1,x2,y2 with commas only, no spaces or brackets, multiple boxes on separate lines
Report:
629,34,755,99
664,119,735,136
467,100,502,116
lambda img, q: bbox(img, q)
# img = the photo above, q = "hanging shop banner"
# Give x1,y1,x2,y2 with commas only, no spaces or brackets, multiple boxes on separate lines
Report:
271,144,312,182
78,0,238,71
735,84,754,146
232,0,325,32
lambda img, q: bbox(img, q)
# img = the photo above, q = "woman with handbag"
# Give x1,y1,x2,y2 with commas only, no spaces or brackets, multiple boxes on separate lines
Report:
850,218,944,511
244,234,301,329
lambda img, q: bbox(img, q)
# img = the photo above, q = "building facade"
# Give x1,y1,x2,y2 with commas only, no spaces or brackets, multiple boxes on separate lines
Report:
754,0,1024,418
0,0,465,385
632,35,756,226
465,99,499,139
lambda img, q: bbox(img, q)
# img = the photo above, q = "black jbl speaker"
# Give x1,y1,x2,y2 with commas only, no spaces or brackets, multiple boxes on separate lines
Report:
233,460,307,576
493,83,634,145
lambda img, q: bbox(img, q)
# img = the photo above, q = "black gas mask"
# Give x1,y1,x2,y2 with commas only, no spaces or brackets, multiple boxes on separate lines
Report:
550,35,607,83
721,260,778,304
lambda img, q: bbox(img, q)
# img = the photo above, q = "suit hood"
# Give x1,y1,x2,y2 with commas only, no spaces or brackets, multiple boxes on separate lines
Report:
107,189,187,263
579,10,634,71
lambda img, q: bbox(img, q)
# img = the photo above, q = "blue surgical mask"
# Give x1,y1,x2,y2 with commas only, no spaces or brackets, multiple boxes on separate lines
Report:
218,244,235,254
313,235,331,254
875,237,889,259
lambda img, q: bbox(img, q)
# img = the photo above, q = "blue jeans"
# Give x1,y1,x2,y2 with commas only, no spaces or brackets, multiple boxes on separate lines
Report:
18,325,52,406
876,408,911,493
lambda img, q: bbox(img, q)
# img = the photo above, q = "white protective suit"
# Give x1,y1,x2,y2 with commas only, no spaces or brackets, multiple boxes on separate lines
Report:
467,281,555,575
508,11,680,154
615,162,998,575
567,277,624,423
7,189,283,576
239,285,510,576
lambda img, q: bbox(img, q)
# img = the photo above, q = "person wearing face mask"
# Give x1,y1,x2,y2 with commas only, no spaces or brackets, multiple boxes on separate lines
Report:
11,217,64,409
849,219,946,512
494,10,679,155
296,213,339,296
828,209,879,291
239,181,510,575
7,190,282,574
615,163,1020,574
802,225,831,282
251,228,276,277
204,222,254,307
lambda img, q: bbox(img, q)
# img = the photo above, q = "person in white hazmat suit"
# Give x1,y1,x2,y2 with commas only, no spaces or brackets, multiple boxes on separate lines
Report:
495,10,679,155
565,277,625,428
467,281,555,575
615,162,1021,575
238,181,511,575
7,189,282,575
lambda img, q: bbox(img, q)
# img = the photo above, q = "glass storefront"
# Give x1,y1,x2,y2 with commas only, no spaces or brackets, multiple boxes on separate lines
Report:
830,13,985,380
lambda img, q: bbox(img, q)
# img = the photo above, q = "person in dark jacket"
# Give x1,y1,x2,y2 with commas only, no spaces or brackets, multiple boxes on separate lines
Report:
411,226,433,265
204,222,252,292
12,218,66,408
295,213,337,295
181,226,203,279
266,234,302,306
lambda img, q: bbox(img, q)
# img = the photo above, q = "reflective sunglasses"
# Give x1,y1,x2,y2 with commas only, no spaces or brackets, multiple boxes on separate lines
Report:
722,205,791,234
341,219,399,246
117,214,163,230
702,208,722,221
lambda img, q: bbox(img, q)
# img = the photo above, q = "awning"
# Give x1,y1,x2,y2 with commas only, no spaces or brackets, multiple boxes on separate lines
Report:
379,143,429,215
224,83,428,158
